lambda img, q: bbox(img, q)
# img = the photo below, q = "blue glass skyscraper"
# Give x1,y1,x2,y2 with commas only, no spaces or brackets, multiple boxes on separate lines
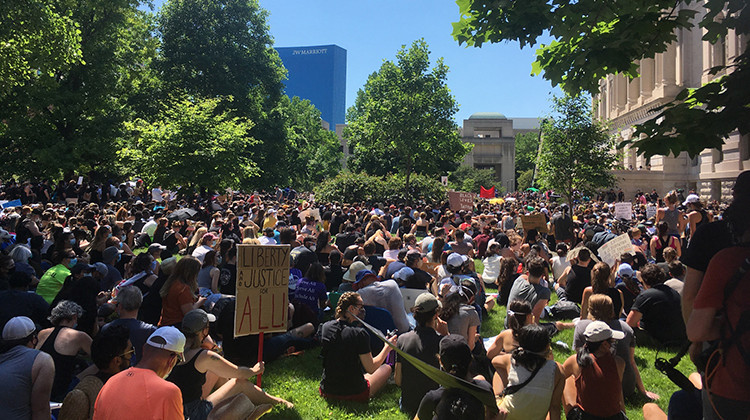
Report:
275,44,347,130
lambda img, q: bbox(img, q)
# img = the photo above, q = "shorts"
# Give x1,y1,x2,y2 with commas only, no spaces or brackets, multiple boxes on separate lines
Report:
319,380,370,403
184,399,213,420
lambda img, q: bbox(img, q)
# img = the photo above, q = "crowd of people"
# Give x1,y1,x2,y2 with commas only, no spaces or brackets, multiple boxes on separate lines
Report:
0,171,747,420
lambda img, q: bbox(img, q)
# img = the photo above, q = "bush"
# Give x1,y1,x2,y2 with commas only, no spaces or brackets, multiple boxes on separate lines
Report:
314,171,446,204
448,165,504,195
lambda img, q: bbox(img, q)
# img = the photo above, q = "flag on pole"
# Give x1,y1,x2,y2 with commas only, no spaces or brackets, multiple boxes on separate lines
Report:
479,186,495,199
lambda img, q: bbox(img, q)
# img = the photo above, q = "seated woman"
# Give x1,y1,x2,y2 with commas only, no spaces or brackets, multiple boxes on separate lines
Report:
580,262,625,320
486,300,532,360
562,321,627,419
167,309,291,420
439,282,480,352
493,324,565,420
415,334,494,420
318,292,396,403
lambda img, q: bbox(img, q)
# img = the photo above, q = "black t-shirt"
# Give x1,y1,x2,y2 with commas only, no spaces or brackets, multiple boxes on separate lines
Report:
367,255,387,274
631,284,686,344
552,213,574,240
416,379,493,420
218,262,237,295
0,290,50,330
319,319,371,396
324,265,345,292
330,215,347,235
290,246,317,276
396,326,442,416
404,267,432,290
334,232,359,251
682,220,732,272
566,263,592,304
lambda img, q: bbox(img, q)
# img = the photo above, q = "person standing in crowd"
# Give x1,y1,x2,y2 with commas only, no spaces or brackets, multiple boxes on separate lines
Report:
93,327,186,420
318,292,396,403
0,316,55,420
655,190,683,237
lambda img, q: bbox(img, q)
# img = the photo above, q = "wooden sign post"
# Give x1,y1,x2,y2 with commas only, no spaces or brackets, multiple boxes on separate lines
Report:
234,244,291,386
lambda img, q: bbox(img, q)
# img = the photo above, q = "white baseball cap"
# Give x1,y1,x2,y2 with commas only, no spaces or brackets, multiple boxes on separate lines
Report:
146,326,186,361
683,194,700,206
583,321,625,343
2,316,36,340
446,253,468,268
343,261,372,282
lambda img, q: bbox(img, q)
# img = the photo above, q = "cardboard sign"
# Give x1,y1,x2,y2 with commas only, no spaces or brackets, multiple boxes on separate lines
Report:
300,208,321,222
441,176,448,187
448,191,473,212
646,204,657,219
614,202,632,220
1,199,22,209
234,245,290,337
520,213,548,233
597,233,635,267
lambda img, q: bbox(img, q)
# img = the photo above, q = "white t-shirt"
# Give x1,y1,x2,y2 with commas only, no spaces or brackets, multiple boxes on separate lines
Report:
151,188,163,202
551,256,570,281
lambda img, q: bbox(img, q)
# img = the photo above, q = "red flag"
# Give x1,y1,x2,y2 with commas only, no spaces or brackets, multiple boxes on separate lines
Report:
480,186,495,199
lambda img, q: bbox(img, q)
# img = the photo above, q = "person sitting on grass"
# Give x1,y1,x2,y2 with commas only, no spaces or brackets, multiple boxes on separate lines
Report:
487,299,533,359
318,292,397,403
493,324,565,420
166,309,288,420
415,334,494,420
562,321,627,420
579,262,625,320
625,264,686,346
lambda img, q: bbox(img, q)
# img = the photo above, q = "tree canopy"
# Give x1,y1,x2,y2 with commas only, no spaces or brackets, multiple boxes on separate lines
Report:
537,95,616,206
345,39,471,200
453,0,750,158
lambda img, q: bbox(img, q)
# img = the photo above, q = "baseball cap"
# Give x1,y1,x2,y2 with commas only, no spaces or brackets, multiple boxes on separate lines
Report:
617,263,635,279
682,194,700,206
103,246,123,263
413,293,441,313
2,316,36,340
181,309,216,334
149,243,167,252
343,261,372,282
146,326,186,361
93,262,108,276
446,253,468,268
354,269,377,285
439,334,472,369
71,263,95,275
392,267,414,282
583,320,625,342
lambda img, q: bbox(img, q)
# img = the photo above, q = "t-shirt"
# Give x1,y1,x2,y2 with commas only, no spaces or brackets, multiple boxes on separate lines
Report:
446,304,480,344
36,264,72,304
552,213,574,240
681,220,731,272
290,246,317,275
505,277,551,328
630,284,686,344
102,318,157,364
403,267,432,290
357,280,411,333
565,264,592,304
159,281,195,327
0,290,50,330
693,247,750,402
294,278,327,314
396,327,442,416
93,367,183,420
319,320,370,396
416,379,493,420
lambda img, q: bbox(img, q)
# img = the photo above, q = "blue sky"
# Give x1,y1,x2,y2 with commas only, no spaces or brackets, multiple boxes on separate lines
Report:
151,0,561,122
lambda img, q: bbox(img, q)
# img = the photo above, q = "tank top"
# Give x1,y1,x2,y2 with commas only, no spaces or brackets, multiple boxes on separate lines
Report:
662,207,680,236
575,353,622,417
197,266,215,290
167,349,206,404
0,345,38,420
566,264,591,304
499,359,556,420
39,326,78,402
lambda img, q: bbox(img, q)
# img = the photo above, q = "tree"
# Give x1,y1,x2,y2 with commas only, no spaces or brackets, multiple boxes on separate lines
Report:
0,0,82,97
345,39,471,201
158,0,287,187
121,96,258,192
277,96,343,191
452,0,749,158
0,0,157,180
448,165,504,195
537,95,616,208
514,131,540,184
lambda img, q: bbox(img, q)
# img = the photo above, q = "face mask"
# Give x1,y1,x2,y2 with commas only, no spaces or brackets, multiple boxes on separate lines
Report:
217,256,223,265
68,258,78,268
309,245,316,252
150,260,157,272
121,235,126,241
119,242,123,249
70,238,76,245
117,254,122,263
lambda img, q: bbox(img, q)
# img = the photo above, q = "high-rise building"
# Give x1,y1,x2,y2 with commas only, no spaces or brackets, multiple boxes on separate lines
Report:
275,44,347,130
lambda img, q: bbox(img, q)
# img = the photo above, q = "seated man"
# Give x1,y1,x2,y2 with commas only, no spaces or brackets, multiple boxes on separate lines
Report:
101,286,156,364
505,256,550,326
353,270,410,333
626,264,687,346
59,325,132,420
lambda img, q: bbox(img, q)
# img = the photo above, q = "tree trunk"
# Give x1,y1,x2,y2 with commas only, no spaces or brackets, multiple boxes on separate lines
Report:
404,164,412,205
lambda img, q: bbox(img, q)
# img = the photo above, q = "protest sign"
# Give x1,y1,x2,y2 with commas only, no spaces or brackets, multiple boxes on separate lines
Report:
300,208,321,222
597,233,635,267
441,176,448,187
234,245,290,337
1,199,22,209
646,204,657,219
448,191,473,212
520,213,548,233
614,202,632,220
77,176,83,185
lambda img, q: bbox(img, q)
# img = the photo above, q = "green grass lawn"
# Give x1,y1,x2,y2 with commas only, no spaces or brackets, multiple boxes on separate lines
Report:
258,284,694,420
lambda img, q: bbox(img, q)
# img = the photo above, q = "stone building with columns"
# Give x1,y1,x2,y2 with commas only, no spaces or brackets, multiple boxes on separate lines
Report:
596,4,748,201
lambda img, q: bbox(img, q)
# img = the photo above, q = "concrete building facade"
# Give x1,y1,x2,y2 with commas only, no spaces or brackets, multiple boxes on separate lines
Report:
595,4,748,201
460,112,518,193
